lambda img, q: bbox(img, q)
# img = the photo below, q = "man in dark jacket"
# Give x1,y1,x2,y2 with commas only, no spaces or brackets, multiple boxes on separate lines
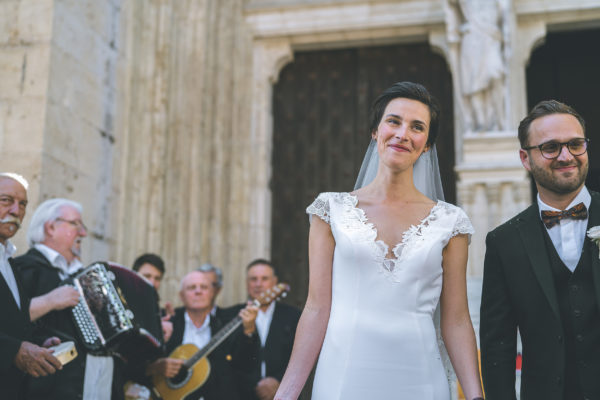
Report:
224,259,300,400
14,198,115,400
0,173,61,399
481,100,600,400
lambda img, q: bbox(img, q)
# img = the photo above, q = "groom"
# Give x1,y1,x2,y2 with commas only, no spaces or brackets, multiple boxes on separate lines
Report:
480,100,600,400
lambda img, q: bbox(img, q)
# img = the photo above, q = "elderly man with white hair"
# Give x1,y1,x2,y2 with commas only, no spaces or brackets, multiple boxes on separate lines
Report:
0,173,63,400
14,198,116,400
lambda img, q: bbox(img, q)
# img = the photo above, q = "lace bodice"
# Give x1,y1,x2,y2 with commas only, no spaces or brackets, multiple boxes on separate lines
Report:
306,192,474,400
307,192,474,276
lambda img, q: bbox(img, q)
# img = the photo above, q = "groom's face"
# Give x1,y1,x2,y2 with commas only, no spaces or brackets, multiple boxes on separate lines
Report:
520,113,588,196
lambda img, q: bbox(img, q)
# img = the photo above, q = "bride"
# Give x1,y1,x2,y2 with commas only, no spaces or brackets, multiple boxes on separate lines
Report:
274,82,484,400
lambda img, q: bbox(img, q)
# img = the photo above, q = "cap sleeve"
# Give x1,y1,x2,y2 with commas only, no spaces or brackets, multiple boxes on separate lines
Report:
451,207,475,239
306,193,333,224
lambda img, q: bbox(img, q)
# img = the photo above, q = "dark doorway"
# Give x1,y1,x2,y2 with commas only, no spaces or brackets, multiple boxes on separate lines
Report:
271,42,454,308
526,27,600,196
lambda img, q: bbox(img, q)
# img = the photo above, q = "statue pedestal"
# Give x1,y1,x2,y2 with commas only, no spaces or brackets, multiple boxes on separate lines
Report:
455,131,531,277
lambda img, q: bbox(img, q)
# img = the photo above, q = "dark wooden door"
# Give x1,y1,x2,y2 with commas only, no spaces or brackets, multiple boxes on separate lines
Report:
271,43,454,308
526,27,600,194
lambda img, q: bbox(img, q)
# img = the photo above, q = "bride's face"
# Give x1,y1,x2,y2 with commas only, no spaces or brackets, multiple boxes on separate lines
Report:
372,97,430,171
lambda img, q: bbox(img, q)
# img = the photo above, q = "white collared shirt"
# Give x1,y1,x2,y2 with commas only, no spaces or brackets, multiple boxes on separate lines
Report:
0,240,20,308
34,243,83,278
256,301,276,377
538,186,591,272
182,311,212,349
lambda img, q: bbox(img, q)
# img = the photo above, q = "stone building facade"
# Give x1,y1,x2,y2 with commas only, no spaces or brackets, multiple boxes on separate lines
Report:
1,0,599,309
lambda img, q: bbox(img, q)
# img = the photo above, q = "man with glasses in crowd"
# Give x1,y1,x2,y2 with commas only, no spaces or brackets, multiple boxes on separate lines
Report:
13,198,116,400
481,100,600,400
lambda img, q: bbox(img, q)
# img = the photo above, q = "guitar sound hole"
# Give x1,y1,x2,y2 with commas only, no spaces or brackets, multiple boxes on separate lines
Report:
168,366,192,389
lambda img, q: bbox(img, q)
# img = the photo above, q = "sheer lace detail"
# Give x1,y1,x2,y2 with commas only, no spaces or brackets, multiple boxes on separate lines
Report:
306,192,335,224
451,208,475,238
343,194,446,274
307,193,473,276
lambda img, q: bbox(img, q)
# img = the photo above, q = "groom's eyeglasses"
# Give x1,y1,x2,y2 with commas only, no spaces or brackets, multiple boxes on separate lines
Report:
522,138,589,159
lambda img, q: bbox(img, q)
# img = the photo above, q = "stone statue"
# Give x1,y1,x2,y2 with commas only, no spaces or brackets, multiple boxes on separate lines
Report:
444,0,511,132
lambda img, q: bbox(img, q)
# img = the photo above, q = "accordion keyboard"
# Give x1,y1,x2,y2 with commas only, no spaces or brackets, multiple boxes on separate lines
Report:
72,297,101,347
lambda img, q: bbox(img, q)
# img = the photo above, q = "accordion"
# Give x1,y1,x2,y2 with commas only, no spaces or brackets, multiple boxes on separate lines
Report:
64,262,162,362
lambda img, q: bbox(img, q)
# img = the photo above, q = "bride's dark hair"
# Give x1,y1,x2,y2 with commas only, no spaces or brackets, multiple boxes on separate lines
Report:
369,81,441,147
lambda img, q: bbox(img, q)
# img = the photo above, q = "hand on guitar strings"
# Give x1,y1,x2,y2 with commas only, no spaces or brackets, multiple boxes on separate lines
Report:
146,357,185,378
240,301,259,336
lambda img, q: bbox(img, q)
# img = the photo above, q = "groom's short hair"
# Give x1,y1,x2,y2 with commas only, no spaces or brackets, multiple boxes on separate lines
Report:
369,81,441,147
518,100,586,147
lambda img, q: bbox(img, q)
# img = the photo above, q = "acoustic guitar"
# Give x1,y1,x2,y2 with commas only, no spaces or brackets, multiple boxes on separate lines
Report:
153,283,290,400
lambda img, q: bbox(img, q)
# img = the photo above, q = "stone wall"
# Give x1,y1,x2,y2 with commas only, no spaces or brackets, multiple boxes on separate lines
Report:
0,0,124,263
0,0,54,232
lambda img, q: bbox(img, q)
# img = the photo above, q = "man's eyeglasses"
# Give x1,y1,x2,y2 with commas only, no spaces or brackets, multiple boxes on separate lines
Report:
55,218,87,233
522,138,589,159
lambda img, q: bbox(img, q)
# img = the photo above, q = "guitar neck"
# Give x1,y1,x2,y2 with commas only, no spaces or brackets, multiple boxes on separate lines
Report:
182,310,250,368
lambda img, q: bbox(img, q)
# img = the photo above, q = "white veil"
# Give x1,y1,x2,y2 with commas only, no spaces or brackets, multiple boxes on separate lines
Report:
353,139,457,399
354,139,445,202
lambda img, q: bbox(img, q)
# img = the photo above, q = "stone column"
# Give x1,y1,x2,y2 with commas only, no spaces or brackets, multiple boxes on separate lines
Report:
114,0,258,306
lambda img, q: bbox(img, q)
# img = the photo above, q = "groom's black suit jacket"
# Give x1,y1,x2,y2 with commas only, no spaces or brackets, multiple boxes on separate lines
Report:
480,190,600,400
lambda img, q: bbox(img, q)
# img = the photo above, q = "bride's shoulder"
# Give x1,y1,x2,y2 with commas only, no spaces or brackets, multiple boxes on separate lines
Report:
433,201,472,222
311,192,356,205
434,201,474,235
435,200,464,213
306,192,355,224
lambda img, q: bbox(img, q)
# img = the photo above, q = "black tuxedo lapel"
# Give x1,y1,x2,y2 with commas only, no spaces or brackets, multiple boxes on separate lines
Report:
516,204,561,322
587,192,600,309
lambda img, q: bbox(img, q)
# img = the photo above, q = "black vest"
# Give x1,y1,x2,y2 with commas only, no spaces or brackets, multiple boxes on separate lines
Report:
543,227,600,400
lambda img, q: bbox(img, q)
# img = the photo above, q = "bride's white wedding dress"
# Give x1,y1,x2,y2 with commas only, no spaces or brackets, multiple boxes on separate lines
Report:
307,192,474,400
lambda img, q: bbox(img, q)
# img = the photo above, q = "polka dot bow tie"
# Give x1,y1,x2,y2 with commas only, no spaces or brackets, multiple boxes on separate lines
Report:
541,202,588,229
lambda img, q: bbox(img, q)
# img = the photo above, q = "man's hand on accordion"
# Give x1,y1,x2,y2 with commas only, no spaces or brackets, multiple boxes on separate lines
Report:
14,341,62,377
48,285,80,310
30,285,81,321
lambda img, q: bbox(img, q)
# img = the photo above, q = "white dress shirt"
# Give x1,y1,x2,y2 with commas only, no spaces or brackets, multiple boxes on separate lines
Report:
256,301,276,378
0,240,20,308
182,311,212,349
538,186,591,272
34,243,82,279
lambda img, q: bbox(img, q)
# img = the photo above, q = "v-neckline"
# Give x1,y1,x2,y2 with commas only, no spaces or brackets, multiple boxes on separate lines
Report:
347,193,441,260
